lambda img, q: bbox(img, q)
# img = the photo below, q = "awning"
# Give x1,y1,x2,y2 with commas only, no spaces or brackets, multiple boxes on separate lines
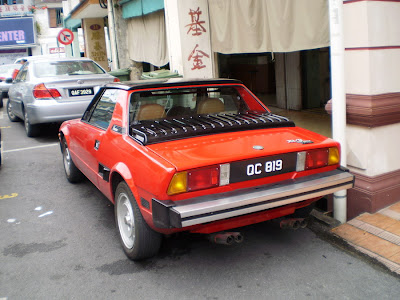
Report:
209,0,329,53
126,10,169,67
64,15,82,31
69,0,108,19
121,0,164,19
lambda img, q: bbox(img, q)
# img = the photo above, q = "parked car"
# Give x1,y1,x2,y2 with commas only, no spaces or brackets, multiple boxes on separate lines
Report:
7,57,119,137
0,63,20,108
59,78,354,260
0,128,2,166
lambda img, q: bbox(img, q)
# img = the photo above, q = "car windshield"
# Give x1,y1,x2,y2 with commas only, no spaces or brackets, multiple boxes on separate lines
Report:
129,85,257,123
33,61,105,78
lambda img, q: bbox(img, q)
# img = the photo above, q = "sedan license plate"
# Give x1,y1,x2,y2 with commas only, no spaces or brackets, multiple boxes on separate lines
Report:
230,153,297,183
69,88,94,97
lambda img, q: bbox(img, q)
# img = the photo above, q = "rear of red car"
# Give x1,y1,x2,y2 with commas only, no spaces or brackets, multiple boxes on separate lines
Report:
125,81,354,235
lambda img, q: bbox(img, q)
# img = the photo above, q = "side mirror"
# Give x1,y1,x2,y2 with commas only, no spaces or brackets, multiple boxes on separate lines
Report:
5,78,13,84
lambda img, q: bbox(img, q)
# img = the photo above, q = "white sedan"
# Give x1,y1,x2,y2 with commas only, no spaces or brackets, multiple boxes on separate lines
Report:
7,57,119,137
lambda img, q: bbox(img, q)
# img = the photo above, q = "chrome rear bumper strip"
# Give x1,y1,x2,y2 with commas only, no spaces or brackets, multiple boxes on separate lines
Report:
152,168,354,228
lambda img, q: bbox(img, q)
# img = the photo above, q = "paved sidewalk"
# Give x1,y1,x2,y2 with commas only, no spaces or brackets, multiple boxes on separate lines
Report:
331,202,400,275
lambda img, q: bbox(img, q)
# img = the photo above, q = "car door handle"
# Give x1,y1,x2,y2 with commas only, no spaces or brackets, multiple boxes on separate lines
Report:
94,140,100,150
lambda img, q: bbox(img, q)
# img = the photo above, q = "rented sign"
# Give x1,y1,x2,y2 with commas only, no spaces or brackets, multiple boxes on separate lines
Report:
57,28,74,45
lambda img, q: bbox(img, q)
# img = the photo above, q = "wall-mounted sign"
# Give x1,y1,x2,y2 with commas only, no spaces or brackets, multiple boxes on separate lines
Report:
0,4,33,17
0,17,35,49
57,28,74,45
49,47,65,54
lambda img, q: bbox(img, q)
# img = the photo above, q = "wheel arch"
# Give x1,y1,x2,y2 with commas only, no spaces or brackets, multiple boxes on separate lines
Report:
110,162,139,205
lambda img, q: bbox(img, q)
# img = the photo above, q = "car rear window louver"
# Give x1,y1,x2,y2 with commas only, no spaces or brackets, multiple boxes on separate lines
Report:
130,112,295,145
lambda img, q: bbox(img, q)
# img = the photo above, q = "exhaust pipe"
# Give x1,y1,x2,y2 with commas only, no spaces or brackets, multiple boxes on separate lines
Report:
280,218,307,230
231,232,244,243
208,232,234,245
208,232,244,245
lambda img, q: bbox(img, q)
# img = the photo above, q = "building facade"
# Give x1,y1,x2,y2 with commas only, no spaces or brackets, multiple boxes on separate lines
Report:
58,0,400,220
0,0,65,64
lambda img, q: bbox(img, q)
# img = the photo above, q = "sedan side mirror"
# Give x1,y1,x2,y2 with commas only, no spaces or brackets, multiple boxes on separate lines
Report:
5,78,13,84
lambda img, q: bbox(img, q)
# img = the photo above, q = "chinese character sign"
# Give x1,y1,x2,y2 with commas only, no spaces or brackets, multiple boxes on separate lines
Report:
186,7,206,36
188,44,209,70
178,0,213,78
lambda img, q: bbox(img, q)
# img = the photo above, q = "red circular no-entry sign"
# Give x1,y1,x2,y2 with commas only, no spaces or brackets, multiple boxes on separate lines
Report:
57,28,74,45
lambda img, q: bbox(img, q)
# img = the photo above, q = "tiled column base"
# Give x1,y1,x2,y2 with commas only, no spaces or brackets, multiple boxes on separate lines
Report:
347,169,400,220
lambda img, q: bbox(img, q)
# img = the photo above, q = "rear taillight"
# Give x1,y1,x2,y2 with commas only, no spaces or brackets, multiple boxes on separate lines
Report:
33,83,61,99
188,167,219,191
297,147,340,171
113,78,120,82
168,164,230,196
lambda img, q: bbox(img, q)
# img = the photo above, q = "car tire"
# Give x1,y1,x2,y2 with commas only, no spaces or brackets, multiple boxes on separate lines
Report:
115,181,162,260
6,100,20,122
61,138,84,183
24,110,40,137
0,93,3,108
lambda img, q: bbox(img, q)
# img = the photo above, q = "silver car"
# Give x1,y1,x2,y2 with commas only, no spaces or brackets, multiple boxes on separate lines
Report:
0,63,20,108
7,57,119,137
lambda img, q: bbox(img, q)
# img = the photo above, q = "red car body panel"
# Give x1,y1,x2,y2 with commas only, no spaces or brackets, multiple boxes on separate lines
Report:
59,79,354,242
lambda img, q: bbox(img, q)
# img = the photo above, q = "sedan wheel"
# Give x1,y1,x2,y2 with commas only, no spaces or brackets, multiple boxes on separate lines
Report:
24,110,39,137
6,100,20,122
115,181,162,260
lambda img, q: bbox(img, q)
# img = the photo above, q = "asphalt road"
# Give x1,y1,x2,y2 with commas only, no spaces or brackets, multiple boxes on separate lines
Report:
1,100,399,299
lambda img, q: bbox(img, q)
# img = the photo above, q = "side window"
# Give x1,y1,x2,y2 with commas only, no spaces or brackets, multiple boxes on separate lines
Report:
48,8,63,28
87,89,119,129
14,64,29,83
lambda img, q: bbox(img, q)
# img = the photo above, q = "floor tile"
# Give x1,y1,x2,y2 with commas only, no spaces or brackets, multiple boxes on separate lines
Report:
389,202,400,213
389,251,400,265
332,224,368,244
357,213,398,230
356,234,400,259
384,222,400,237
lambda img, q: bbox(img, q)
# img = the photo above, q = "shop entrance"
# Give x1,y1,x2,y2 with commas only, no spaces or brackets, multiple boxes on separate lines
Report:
217,48,331,111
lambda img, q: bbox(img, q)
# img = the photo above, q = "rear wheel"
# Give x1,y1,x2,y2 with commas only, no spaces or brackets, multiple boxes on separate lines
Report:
0,92,4,108
115,181,162,260
6,100,20,122
24,110,40,137
62,138,84,183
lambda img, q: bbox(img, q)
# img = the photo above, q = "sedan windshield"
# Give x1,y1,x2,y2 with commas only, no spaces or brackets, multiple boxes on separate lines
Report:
34,61,105,78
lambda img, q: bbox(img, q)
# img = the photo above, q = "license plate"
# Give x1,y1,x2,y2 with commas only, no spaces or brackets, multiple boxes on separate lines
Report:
230,153,297,183
69,88,94,97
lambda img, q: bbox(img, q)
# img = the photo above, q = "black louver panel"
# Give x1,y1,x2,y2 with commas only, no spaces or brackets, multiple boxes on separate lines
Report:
130,112,295,145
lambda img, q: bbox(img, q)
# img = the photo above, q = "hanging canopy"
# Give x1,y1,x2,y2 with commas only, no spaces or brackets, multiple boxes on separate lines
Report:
208,0,330,53
126,10,169,67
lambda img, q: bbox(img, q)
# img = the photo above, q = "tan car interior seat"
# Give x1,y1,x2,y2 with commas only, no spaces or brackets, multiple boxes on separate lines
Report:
197,98,225,114
136,104,166,121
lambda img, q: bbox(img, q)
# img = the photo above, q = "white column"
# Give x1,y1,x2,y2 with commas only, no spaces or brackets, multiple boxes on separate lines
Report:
329,0,347,223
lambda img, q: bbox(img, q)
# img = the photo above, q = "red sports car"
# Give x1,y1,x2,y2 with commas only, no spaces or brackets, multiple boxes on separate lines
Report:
59,78,354,260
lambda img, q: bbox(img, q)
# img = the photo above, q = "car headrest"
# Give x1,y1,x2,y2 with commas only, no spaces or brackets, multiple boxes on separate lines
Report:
136,103,166,121
197,98,225,114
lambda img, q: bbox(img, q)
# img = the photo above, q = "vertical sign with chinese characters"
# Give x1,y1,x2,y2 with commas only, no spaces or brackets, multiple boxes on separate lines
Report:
82,18,108,70
178,0,214,78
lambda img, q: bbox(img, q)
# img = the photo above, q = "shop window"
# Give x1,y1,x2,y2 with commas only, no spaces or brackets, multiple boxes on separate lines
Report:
48,8,63,28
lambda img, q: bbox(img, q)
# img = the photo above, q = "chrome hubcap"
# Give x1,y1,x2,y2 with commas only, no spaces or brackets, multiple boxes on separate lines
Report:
7,102,15,118
63,144,71,176
24,111,29,131
117,192,135,249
